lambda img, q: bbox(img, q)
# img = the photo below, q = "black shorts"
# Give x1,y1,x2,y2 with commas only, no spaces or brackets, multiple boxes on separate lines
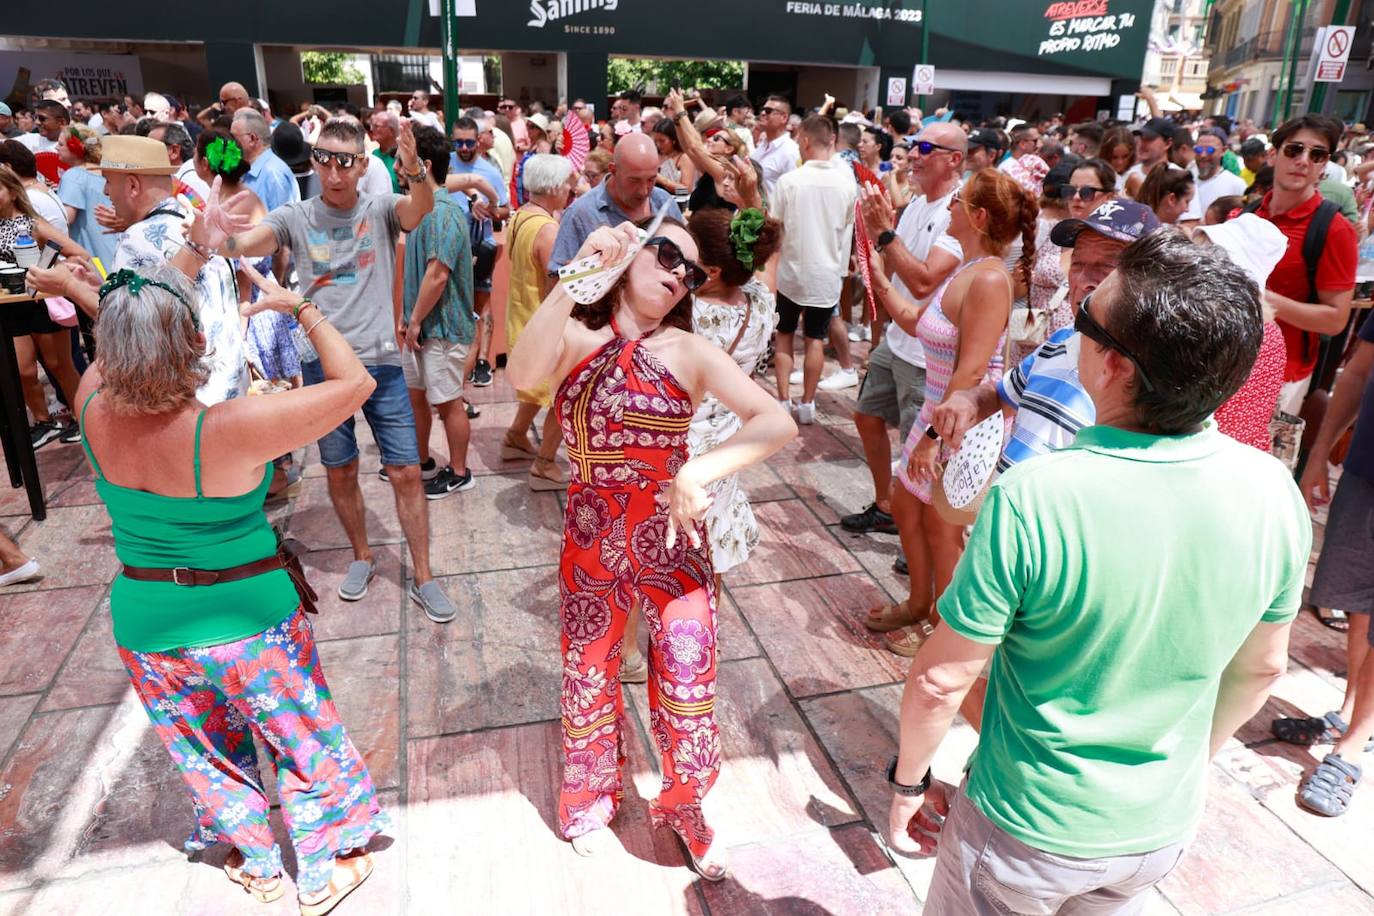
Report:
9,299,65,336
472,239,498,293
776,294,833,340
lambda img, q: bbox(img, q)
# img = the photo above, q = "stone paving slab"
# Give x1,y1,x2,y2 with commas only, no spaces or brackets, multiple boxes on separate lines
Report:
0,356,1371,915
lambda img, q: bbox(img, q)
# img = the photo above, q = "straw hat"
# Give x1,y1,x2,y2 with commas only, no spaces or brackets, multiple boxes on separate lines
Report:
96,135,177,175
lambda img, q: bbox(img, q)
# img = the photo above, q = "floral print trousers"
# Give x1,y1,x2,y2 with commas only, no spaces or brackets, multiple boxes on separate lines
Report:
118,608,388,895
559,482,721,858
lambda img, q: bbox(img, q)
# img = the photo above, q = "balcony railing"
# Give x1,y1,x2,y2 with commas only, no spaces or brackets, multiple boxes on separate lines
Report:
1210,28,1290,72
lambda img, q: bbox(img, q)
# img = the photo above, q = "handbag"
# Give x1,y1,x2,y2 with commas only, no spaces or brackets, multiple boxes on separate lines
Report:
1008,284,1064,348
44,295,79,327
1269,409,1305,473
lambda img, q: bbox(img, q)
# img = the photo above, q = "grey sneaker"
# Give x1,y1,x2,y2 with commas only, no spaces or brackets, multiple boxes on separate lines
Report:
338,560,376,601
411,580,457,623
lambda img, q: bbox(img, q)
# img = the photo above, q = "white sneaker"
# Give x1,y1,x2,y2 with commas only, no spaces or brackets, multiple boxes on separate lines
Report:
818,367,860,391
797,402,817,425
789,367,803,385
847,324,871,342
0,558,40,587
778,398,794,414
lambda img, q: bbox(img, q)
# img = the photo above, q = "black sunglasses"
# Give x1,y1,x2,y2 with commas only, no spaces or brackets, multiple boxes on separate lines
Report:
1074,293,1156,393
1059,185,1107,200
913,140,959,156
310,148,361,169
1279,141,1330,164
451,138,477,150
645,236,708,291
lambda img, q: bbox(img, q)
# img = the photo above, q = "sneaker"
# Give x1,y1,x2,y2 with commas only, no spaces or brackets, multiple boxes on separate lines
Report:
778,399,794,414
58,423,82,445
466,401,481,420
789,367,803,386
411,579,458,623
30,420,62,450
338,560,376,601
818,367,860,391
796,402,816,425
424,466,475,499
470,359,494,387
841,502,898,534
848,324,871,343
893,555,909,576
0,558,40,587
620,650,648,684
379,458,439,482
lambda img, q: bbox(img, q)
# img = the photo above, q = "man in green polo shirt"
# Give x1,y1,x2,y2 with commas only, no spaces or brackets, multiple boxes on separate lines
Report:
886,231,1311,912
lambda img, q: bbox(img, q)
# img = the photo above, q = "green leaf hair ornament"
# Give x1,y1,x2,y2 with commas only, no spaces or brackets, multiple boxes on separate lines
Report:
206,136,244,175
729,207,766,272
98,269,200,330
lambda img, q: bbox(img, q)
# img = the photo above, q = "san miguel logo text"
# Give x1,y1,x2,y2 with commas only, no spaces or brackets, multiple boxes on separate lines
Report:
527,0,620,28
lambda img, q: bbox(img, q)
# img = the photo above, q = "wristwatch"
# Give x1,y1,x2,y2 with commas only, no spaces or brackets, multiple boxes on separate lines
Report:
887,757,932,796
875,229,898,252
673,110,690,122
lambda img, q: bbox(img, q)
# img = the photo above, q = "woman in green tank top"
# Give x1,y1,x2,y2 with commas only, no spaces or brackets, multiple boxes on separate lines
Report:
76,258,384,914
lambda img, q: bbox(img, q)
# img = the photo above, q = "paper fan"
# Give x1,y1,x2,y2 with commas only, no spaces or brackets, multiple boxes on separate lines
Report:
933,413,1004,525
851,160,886,193
853,201,877,322
557,198,674,304
561,121,590,173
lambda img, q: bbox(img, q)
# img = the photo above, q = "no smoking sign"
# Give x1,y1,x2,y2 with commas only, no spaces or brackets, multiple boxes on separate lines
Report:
1315,25,1354,83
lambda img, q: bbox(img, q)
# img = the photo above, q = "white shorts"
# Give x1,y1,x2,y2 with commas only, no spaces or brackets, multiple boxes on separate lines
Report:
402,339,470,405
1277,373,1313,415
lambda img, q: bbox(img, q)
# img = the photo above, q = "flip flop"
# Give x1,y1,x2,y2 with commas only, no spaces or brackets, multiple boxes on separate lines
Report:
864,599,919,633
223,848,285,904
298,850,374,916
1312,604,1350,632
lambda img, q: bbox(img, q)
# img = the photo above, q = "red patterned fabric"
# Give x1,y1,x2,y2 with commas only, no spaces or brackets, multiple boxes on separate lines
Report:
554,330,720,857
1215,319,1285,452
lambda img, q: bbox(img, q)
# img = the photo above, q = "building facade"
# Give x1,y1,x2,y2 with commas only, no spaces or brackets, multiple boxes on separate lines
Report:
1143,0,1211,112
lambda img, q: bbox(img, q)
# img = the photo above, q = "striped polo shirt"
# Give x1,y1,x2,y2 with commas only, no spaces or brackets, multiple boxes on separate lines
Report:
996,328,1097,473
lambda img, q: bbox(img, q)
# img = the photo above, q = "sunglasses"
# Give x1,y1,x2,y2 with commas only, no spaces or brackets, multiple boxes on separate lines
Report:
644,236,708,291
1060,185,1107,201
310,148,362,169
219,96,247,106
497,102,516,110
451,138,477,150
760,107,784,117
1193,145,1218,156
913,140,959,156
1074,293,1156,393
1279,141,1330,164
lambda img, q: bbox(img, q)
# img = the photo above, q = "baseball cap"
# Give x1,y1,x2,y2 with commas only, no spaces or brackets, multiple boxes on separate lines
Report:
967,128,1002,154
1133,117,1176,140
1051,198,1161,248
1198,125,1228,144
1239,138,1267,157
0,103,11,117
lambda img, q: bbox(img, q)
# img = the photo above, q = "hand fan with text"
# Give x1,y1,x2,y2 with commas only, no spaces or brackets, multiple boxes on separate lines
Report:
557,198,674,304
932,412,1004,526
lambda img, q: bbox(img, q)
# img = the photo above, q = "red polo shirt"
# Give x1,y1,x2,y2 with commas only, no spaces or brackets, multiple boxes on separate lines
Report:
1254,191,1357,381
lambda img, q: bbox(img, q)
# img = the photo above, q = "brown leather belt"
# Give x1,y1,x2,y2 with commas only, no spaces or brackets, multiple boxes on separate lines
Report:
122,555,287,587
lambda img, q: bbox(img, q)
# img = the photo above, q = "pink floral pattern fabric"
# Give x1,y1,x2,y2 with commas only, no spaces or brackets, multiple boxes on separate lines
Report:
554,333,721,858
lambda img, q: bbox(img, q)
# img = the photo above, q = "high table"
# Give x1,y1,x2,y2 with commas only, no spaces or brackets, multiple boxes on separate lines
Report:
0,291,47,520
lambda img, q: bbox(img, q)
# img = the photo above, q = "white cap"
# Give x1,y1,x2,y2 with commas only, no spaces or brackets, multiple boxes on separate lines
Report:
1193,213,1288,290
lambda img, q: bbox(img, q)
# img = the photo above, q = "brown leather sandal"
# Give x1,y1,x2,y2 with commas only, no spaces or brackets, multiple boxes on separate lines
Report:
224,848,285,903
298,850,374,916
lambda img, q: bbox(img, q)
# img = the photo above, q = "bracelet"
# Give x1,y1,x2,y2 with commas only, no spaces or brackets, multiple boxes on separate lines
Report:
304,314,328,336
293,297,312,319
399,163,425,182
887,758,932,797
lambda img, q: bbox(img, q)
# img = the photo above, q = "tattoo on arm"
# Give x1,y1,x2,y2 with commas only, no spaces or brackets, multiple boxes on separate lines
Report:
225,236,238,253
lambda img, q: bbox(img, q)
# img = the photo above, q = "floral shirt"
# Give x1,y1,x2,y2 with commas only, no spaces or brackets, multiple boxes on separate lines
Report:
114,198,248,406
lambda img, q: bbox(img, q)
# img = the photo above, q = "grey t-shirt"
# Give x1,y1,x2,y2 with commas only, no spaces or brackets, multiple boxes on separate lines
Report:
263,193,404,366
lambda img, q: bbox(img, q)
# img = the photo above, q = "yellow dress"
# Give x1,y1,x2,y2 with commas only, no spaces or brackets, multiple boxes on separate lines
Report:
506,207,559,407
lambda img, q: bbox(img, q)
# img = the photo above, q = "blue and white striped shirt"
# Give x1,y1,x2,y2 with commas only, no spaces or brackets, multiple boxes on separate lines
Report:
996,328,1097,473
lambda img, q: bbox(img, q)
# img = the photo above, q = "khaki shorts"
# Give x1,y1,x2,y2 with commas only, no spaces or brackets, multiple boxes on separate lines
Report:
855,337,926,442
402,339,470,405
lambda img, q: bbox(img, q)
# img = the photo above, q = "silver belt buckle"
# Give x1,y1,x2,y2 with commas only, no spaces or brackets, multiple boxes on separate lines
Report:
172,567,195,586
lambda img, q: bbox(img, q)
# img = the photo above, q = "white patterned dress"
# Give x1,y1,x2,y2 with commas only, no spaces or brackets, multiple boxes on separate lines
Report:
688,278,777,573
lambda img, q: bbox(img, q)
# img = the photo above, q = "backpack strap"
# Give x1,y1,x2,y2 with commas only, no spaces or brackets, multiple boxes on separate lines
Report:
1242,198,1263,215
1301,199,1340,303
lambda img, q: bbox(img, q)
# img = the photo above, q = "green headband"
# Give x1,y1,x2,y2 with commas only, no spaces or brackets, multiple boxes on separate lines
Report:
205,136,243,174
728,208,766,272
97,269,200,331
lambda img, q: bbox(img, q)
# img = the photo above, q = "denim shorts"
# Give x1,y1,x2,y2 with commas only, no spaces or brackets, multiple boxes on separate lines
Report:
301,361,420,468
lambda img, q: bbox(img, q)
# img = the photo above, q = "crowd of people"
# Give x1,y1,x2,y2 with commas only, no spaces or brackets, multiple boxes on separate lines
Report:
1,70,1372,913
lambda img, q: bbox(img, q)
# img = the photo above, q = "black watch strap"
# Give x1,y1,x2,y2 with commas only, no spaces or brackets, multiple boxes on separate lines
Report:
875,229,897,252
887,757,932,796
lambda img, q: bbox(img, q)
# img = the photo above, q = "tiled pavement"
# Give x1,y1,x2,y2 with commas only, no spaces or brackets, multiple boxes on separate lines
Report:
0,350,1372,915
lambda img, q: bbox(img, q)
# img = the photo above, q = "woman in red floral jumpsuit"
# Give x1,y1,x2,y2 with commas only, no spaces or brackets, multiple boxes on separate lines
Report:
507,217,795,880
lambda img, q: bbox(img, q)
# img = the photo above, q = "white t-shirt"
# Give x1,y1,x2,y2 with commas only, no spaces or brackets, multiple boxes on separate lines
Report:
885,188,961,368
16,133,59,154
771,158,857,307
1194,168,1247,217
26,185,67,237
752,133,800,200
360,155,394,196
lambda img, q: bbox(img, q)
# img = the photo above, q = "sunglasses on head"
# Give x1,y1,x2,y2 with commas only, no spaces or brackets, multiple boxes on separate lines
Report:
1074,293,1156,393
1193,144,1218,156
1060,185,1107,200
1279,141,1330,164
310,148,361,169
451,138,477,150
644,236,708,291
913,140,958,156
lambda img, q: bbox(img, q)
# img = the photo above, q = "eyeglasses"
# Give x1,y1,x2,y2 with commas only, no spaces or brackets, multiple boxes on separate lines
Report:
644,236,708,291
451,138,477,150
310,148,362,169
1193,145,1218,156
1074,293,1156,393
219,95,247,106
1059,185,1107,200
1279,141,1330,164
913,140,959,156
